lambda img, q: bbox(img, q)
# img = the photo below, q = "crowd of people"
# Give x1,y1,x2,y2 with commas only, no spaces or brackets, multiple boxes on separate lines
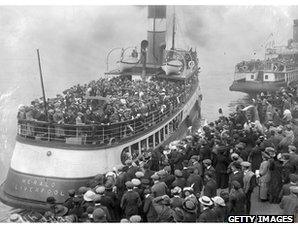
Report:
17,75,188,126
9,86,298,223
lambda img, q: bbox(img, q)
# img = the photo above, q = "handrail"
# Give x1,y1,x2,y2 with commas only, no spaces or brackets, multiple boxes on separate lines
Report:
17,76,198,146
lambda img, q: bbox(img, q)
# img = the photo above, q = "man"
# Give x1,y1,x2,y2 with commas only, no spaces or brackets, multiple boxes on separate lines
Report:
241,161,256,214
172,169,187,189
151,174,168,197
170,187,184,209
279,174,298,199
197,196,217,222
228,162,244,190
63,189,76,211
279,186,298,215
187,167,203,195
229,181,246,215
203,159,216,178
143,189,158,222
152,195,176,222
120,181,142,219
203,171,217,198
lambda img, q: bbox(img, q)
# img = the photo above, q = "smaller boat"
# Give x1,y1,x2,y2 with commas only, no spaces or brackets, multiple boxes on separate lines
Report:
161,59,183,75
117,48,139,72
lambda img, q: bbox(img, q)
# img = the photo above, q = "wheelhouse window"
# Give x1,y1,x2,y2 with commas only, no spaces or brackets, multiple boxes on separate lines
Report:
141,139,147,152
251,75,254,79
264,75,268,80
121,147,130,164
165,124,168,136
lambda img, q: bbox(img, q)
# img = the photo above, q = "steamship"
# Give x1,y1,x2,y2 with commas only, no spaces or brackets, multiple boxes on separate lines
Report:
0,6,202,210
229,19,298,94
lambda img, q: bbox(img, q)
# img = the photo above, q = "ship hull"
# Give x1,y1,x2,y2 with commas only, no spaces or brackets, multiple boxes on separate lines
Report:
0,84,202,211
229,80,288,94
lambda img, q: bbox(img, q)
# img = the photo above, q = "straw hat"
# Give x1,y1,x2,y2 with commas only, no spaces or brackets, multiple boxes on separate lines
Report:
212,196,226,207
199,196,213,206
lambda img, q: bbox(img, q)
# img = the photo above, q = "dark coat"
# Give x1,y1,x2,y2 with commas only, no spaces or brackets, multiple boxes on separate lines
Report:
249,146,263,172
213,206,226,222
170,196,184,209
187,173,203,194
279,193,298,215
214,153,229,174
197,208,218,222
172,177,187,189
229,171,244,189
120,190,142,218
174,207,197,222
143,195,158,222
229,189,246,215
164,173,176,188
203,179,217,198
151,181,168,197
126,166,139,181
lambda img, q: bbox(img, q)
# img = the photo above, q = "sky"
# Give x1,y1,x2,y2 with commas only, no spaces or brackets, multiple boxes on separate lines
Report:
1,5,298,180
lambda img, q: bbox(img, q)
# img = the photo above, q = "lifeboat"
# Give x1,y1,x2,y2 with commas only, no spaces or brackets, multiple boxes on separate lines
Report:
117,56,139,72
161,59,183,75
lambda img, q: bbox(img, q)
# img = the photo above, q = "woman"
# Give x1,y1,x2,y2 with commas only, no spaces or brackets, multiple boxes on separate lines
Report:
258,150,271,201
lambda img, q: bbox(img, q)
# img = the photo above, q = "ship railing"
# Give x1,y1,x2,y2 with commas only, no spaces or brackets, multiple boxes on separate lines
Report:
16,90,195,146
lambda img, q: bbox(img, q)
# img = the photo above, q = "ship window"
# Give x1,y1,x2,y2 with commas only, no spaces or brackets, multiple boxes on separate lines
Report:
165,124,168,135
120,147,130,165
148,135,154,148
265,75,268,80
141,139,147,151
251,75,254,79
169,121,174,134
160,128,164,142
155,131,160,146
131,143,139,160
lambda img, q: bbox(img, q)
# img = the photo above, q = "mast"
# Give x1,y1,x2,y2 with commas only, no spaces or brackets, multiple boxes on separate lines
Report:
36,49,48,120
171,6,176,50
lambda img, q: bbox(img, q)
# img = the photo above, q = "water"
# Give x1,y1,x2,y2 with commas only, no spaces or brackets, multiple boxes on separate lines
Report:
0,5,296,216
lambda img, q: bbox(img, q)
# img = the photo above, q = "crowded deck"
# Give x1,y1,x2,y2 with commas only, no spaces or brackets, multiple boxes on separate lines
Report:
16,74,198,146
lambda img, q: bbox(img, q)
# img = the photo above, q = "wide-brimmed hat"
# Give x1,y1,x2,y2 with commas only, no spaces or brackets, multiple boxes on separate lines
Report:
83,190,96,202
199,196,213,206
231,153,239,159
9,214,24,223
105,171,116,179
212,196,226,207
183,200,197,213
54,205,69,217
